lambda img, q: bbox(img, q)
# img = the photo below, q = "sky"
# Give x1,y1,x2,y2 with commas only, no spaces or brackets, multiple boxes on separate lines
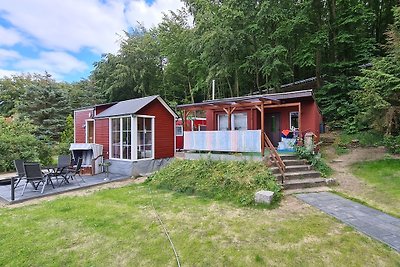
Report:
0,0,186,82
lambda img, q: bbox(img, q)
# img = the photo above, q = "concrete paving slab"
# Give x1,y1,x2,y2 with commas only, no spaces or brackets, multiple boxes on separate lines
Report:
0,172,130,204
297,192,400,252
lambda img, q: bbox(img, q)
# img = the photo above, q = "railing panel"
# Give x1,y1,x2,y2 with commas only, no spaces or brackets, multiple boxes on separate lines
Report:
184,130,261,152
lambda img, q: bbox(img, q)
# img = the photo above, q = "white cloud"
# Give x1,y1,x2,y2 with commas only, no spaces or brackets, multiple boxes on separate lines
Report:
15,51,88,75
0,26,25,46
0,0,186,81
126,0,186,29
0,69,20,78
0,49,22,63
0,0,128,54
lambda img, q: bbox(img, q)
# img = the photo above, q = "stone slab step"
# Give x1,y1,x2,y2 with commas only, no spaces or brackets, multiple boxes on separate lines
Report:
270,165,313,174
282,159,308,166
275,170,321,180
284,186,332,195
280,178,327,190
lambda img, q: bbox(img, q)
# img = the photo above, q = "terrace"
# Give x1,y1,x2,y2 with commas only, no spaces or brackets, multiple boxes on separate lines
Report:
0,172,129,204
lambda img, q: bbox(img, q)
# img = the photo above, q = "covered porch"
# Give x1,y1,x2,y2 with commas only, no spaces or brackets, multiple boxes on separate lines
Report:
177,91,307,156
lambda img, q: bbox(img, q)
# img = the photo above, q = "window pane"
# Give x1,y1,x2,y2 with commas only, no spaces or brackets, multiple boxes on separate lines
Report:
290,112,299,129
136,117,153,159
145,132,152,144
145,118,152,130
233,113,247,130
137,117,144,130
218,114,228,130
176,125,183,136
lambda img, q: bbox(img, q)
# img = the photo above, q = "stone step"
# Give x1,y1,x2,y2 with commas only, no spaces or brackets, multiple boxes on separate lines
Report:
275,170,321,180
280,178,327,190
282,159,308,166
270,165,313,174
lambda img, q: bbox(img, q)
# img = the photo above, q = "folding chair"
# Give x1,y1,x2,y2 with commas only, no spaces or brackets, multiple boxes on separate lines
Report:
22,163,54,195
13,159,26,188
66,158,85,185
49,155,71,185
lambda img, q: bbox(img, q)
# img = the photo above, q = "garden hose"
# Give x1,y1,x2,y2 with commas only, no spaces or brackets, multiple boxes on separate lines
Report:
147,185,181,267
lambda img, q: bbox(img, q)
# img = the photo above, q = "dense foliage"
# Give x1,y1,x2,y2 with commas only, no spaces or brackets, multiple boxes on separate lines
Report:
295,145,333,177
0,117,52,172
148,159,281,206
0,73,103,143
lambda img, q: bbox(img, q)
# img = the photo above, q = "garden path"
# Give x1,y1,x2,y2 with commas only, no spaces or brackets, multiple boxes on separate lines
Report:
297,192,400,252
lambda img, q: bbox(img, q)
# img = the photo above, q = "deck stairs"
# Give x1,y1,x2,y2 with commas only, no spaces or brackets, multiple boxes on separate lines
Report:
270,154,328,190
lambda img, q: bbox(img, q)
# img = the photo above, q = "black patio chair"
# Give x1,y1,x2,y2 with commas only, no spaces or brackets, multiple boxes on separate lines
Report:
65,157,84,185
48,155,72,185
13,159,26,188
21,163,54,196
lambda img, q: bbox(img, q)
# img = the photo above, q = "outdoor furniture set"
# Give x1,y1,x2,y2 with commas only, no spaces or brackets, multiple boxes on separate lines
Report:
12,155,85,196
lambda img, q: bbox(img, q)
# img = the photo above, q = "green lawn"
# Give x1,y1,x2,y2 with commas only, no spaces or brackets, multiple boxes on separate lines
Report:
1,184,399,266
351,158,400,215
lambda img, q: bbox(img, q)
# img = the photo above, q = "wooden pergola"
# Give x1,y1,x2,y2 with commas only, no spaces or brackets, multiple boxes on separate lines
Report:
177,95,302,156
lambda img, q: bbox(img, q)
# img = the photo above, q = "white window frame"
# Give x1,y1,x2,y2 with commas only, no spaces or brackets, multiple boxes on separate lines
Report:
136,115,155,161
109,115,134,161
217,112,248,131
290,111,299,130
85,119,95,143
176,125,183,136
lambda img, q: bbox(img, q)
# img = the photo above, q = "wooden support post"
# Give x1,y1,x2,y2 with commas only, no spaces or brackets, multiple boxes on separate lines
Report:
298,103,302,145
183,110,187,131
261,102,265,156
228,107,232,130
223,107,236,131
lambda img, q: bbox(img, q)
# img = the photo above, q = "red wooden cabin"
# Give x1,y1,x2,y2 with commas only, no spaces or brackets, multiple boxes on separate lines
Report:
74,95,177,176
175,118,206,150
177,89,322,154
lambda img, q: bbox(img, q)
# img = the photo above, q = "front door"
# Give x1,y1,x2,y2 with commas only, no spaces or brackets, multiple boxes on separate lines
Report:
86,120,94,143
265,113,280,147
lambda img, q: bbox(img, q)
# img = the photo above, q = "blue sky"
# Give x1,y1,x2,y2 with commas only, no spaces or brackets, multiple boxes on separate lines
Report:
0,0,185,82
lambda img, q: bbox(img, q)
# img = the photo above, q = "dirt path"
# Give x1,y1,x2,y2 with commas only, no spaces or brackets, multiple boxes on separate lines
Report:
328,146,399,215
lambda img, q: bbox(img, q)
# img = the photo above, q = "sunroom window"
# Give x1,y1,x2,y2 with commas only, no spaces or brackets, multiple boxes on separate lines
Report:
137,117,154,159
111,117,131,160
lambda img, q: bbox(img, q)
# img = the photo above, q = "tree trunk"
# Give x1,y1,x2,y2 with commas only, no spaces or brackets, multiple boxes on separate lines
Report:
234,69,239,97
187,76,194,103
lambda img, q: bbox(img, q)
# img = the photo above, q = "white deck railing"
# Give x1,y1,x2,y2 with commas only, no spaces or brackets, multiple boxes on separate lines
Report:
183,130,261,153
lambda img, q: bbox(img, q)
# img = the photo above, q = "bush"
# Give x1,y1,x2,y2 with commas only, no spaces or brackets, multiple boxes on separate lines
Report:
295,146,333,177
0,117,52,172
384,135,400,154
147,159,281,206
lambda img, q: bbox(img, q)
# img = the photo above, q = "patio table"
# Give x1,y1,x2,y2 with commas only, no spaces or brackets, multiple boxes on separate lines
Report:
44,165,69,186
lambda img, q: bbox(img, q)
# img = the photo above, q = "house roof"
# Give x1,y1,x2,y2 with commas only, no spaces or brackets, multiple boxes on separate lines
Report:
177,89,314,110
95,95,178,118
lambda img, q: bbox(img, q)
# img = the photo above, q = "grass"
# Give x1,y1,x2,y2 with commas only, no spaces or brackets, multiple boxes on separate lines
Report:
333,131,384,155
1,184,399,266
148,159,281,206
351,158,400,215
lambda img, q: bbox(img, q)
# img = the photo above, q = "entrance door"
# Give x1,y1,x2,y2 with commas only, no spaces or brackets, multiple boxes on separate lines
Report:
265,113,280,147
86,120,94,143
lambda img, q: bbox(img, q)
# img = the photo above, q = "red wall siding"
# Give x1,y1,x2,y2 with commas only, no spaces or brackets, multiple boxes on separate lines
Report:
74,108,93,143
94,118,110,159
137,99,175,159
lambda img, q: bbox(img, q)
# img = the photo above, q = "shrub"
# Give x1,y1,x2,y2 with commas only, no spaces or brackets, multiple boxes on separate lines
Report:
147,159,281,206
384,135,400,154
0,117,52,172
295,146,333,177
